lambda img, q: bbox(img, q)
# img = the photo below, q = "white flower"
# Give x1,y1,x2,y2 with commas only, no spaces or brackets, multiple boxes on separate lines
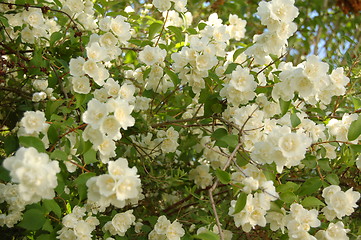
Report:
315,221,350,240
69,57,85,76
189,165,212,189
152,0,171,12
32,92,47,102
111,210,136,236
322,185,360,220
19,110,48,135
3,147,60,203
278,132,310,159
110,99,135,130
99,32,118,48
33,79,48,91
110,15,131,43
96,174,116,197
114,175,141,201
22,8,44,27
82,99,108,129
64,0,85,14
73,220,93,239
139,46,167,66
154,216,171,235
72,76,91,94
100,115,122,140
86,42,108,62
166,221,185,240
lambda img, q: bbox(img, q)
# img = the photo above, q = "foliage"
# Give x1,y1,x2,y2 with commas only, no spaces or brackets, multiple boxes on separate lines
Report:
0,0,360,240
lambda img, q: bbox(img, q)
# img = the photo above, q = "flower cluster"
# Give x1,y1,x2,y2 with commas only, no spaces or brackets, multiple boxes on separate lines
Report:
251,125,312,173
3,147,60,204
86,158,142,209
148,215,185,240
0,183,27,227
171,13,246,94
229,164,279,232
272,55,350,106
285,203,321,239
82,96,135,162
4,8,60,44
245,0,299,64
57,206,99,240
189,164,213,189
103,210,136,236
321,185,360,221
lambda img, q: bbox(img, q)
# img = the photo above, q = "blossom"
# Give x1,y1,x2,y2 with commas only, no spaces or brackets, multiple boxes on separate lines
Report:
322,185,360,220
69,56,85,76
82,98,108,129
3,147,60,203
110,15,131,43
105,210,136,236
19,110,49,135
189,165,212,189
152,0,172,12
139,45,167,66
72,76,91,94
315,221,350,240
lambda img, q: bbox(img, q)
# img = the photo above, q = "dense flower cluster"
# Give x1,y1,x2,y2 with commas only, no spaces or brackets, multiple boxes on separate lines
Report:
321,185,360,221
103,210,136,236
149,215,185,240
0,0,360,238
86,158,142,209
3,147,60,204
0,183,27,227
57,206,99,240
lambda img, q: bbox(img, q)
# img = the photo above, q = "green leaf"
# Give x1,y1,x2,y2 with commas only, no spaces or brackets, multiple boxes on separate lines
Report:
19,136,45,153
318,159,332,172
233,192,247,214
47,124,59,144
4,135,18,155
18,208,46,231
224,63,238,74
74,172,96,201
38,234,54,240
195,231,219,240
211,128,228,140
280,192,297,203
84,148,97,164
198,22,207,30
148,22,162,40
220,134,238,148
164,67,179,85
325,174,339,185
43,199,62,218
301,196,325,208
50,32,63,46
351,97,361,111
45,100,65,119
347,115,361,141
297,177,322,196
168,26,183,42
233,47,247,62
50,149,68,161
279,99,291,116
0,165,11,182
215,169,231,184
290,113,301,128
302,155,317,168
236,152,249,167
277,182,300,193
350,144,361,153
203,94,219,117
